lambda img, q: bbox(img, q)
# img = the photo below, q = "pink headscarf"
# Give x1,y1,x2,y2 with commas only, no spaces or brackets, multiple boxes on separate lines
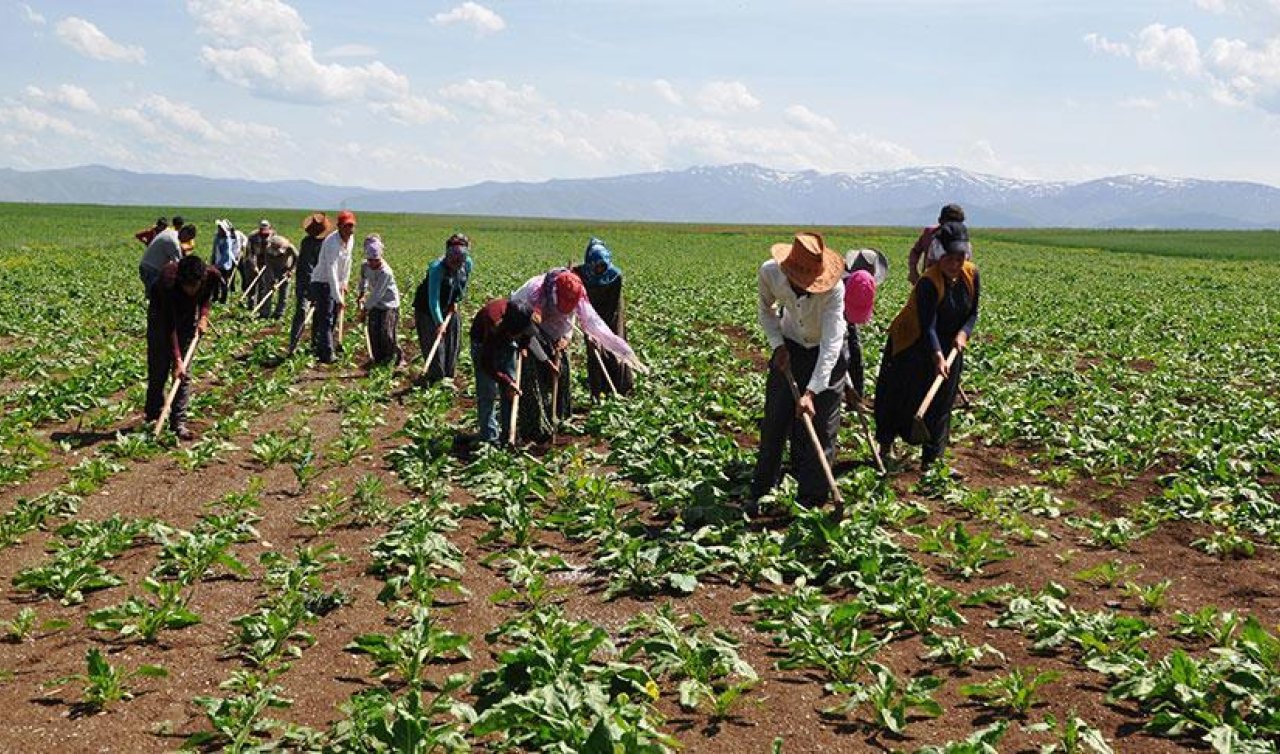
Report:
843,270,876,325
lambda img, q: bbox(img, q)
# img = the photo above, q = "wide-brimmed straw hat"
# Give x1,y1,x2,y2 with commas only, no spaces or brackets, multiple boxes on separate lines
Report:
770,232,844,294
302,212,331,237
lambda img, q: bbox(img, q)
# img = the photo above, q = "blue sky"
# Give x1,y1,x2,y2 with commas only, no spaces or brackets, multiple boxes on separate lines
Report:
2,0,1278,189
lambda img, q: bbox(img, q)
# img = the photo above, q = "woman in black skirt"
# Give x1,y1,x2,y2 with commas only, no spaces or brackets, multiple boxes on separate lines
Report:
874,221,980,469
573,237,635,398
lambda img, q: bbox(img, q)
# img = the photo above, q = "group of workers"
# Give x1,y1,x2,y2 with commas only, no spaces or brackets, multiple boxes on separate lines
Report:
134,202,979,513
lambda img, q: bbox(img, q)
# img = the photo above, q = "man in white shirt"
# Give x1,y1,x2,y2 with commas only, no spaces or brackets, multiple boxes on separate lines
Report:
749,232,848,513
309,210,356,363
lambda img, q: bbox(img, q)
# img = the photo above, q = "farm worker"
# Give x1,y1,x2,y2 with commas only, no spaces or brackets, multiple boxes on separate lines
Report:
510,268,645,442
241,219,274,311
572,237,634,398
747,232,848,513
357,234,403,366
287,212,330,356
210,219,242,304
144,254,220,441
140,223,197,299
907,204,966,285
310,210,356,364
842,248,889,405
134,217,168,246
875,221,980,469
172,217,196,255
469,298,546,444
259,233,297,319
413,233,472,386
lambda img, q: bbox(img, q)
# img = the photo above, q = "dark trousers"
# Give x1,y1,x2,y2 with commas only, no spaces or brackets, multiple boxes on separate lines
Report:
367,307,402,365
260,265,289,318
309,281,337,363
139,264,160,300
846,325,865,397
287,294,309,354
416,310,461,381
240,259,260,308
216,268,233,304
750,340,843,506
144,326,191,428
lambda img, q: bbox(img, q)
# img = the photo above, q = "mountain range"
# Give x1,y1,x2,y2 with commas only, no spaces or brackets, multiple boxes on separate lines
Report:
1,163,1277,229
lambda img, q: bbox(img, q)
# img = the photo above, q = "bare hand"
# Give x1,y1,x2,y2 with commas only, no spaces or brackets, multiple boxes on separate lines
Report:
555,337,570,352
357,309,367,323
953,331,969,352
503,383,521,399
933,351,950,380
173,361,187,381
197,316,209,335
770,345,790,374
795,390,816,419
435,323,446,338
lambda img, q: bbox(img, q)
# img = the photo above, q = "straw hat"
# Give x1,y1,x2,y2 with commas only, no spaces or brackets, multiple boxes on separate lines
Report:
770,232,844,294
302,212,331,237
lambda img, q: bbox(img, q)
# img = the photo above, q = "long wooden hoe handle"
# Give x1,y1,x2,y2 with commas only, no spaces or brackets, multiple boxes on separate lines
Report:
781,364,844,506
238,267,267,305
249,274,289,316
420,311,453,377
154,331,201,437
507,352,523,446
914,347,960,423
592,343,619,396
363,312,375,361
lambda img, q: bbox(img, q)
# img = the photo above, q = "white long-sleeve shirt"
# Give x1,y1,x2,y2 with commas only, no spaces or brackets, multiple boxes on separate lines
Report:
314,231,354,299
757,259,846,394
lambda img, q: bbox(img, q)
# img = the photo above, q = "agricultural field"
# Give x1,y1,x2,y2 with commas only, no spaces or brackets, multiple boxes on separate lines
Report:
0,201,1278,753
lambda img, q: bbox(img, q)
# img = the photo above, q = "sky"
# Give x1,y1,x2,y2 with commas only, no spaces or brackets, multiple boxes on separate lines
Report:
2,0,1279,190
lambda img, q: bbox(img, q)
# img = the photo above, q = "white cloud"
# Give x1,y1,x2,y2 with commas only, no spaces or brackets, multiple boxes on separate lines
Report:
0,104,86,137
24,84,99,112
372,96,453,125
652,79,683,106
694,81,761,115
431,2,506,35
187,0,443,111
438,78,543,117
1134,24,1203,76
783,104,837,133
1083,32,1131,57
113,95,288,146
20,3,45,25
55,17,146,64
665,117,917,174
325,43,378,59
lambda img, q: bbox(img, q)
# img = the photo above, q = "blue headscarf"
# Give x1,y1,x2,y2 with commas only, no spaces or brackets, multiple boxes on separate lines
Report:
581,237,621,287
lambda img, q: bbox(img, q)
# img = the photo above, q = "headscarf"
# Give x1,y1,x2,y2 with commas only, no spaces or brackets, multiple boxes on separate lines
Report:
364,234,383,260
521,269,644,372
581,237,621,287
843,270,876,326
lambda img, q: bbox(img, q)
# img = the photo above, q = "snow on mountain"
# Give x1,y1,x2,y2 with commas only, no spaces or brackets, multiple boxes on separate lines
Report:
0,163,1276,229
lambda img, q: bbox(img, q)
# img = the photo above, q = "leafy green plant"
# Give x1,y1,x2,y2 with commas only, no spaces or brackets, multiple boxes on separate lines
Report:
621,603,757,716
47,648,166,710
189,670,293,753
346,606,471,688
1123,579,1172,613
1072,559,1141,588
1191,530,1256,559
326,680,474,753
824,662,943,733
914,520,1013,579
960,667,1060,716
921,634,1006,669
2,607,68,642
1026,712,1114,754
86,577,200,642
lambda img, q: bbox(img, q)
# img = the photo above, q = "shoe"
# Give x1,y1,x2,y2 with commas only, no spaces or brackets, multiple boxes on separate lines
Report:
742,498,760,517
172,425,195,442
